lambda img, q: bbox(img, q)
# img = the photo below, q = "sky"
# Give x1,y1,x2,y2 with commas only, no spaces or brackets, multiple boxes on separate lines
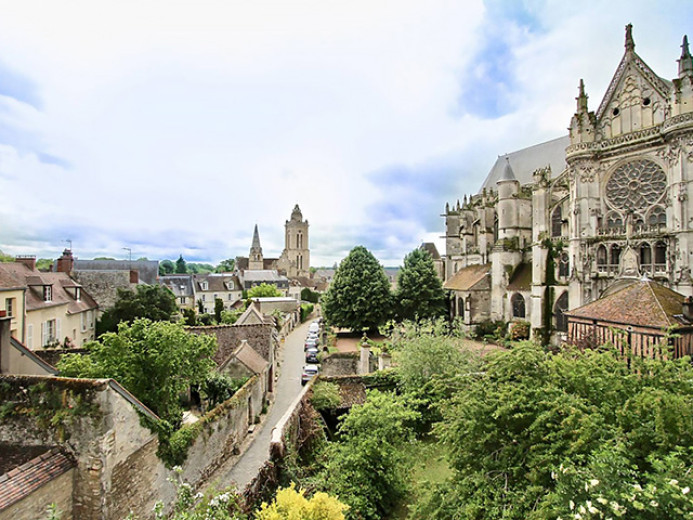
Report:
0,1,691,267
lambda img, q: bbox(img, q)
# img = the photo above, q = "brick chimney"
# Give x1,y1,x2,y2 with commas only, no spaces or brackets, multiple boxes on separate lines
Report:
15,255,36,271
683,296,693,322
56,249,74,273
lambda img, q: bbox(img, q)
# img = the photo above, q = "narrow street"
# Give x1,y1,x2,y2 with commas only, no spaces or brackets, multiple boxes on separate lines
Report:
212,318,313,491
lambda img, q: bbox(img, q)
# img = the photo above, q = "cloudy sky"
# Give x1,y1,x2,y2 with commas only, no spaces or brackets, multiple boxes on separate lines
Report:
0,1,691,267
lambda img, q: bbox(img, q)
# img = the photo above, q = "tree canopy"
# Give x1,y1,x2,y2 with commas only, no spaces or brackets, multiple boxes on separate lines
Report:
247,283,282,298
215,258,236,272
256,484,348,520
96,284,178,335
175,255,187,274
159,259,175,275
321,246,392,332
395,248,446,321
58,319,217,423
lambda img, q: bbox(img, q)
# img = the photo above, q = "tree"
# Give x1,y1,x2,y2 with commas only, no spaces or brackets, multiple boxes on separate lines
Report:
247,283,281,298
57,319,217,423
97,284,178,335
175,255,187,274
215,258,236,273
159,259,175,275
214,298,224,323
322,390,419,519
395,248,446,321
255,484,348,520
321,246,392,332
300,287,320,304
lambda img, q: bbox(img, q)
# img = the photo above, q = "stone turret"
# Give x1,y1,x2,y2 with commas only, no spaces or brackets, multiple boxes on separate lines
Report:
248,225,264,270
496,159,520,239
569,79,596,144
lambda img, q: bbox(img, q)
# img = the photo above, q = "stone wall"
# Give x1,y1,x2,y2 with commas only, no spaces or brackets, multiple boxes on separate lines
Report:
187,323,275,364
0,468,75,520
320,351,359,376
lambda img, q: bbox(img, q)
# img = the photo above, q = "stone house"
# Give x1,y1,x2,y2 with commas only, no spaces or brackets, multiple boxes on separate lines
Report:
0,258,98,348
443,263,491,328
159,273,196,311
192,273,243,314
442,26,693,342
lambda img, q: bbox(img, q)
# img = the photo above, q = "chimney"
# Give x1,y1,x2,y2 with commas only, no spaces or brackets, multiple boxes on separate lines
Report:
130,270,139,284
56,249,74,273
15,255,36,271
683,296,693,322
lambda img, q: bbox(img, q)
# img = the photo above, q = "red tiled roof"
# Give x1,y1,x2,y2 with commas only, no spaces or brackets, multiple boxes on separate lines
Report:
567,280,686,328
0,447,75,511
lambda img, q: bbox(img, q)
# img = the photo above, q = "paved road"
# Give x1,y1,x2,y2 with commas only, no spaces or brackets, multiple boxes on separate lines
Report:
216,318,313,490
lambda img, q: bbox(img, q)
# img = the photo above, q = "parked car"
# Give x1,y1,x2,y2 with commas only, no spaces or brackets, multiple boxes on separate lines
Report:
308,322,320,334
305,347,319,363
301,364,319,385
305,337,318,350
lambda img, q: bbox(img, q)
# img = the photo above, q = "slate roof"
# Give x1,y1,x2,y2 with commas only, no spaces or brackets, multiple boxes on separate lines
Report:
228,340,268,375
0,268,23,290
194,273,240,291
0,447,75,512
235,258,280,271
239,270,288,284
566,280,687,328
419,242,441,260
0,263,98,314
444,264,491,291
507,263,533,291
72,259,159,285
159,274,195,298
481,136,570,190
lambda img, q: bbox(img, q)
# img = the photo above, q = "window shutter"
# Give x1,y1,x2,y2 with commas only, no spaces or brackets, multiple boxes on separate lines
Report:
41,322,47,346
56,319,61,342
81,312,85,332
27,324,33,349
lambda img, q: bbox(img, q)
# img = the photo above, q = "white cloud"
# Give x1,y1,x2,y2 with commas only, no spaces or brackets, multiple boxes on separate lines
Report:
0,0,691,265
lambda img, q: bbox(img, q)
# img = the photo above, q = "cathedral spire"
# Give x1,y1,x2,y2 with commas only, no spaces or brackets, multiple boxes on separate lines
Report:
679,35,693,78
625,23,635,53
576,79,589,113
251,224,261,250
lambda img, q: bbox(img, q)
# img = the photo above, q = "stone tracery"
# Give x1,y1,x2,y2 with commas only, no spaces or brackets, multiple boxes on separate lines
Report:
605,159,666,211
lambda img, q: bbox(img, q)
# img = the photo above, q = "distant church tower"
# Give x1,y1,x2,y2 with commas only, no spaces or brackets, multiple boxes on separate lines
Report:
248,224,264,270
281,205,310,277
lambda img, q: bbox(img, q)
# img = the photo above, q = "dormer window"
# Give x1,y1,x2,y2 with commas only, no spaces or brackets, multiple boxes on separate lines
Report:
75,287,81,301
201,281,208,291
43,285,52,302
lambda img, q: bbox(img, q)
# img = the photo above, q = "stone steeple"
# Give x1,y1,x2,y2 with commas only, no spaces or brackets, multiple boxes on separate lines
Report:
625,23,635,53
679,35,693,78
249,224,264,270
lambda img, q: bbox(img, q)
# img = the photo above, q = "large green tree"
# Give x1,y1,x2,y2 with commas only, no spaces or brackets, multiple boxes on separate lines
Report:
175,255,188,274
322,246,392,332
58,319,217,423
215,258,236,273
97,284,178,335
247,283,281,298
395,248,446,322
159,259,175,275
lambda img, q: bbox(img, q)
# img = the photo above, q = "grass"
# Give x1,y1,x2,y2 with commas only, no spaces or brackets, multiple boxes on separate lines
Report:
389,436,452,519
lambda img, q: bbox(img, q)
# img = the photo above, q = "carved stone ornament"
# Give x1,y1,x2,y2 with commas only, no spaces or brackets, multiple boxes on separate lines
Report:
605,159,666,211
619,245,640,277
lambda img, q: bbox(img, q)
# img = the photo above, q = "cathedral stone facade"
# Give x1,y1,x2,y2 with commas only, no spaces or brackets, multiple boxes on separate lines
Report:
443,26,693,341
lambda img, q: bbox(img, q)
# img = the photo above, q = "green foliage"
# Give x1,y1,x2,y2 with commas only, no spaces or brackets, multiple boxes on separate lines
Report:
321,390,420,519
255,483,348,520
300,287,320,304
58,319,217,423
471,319,507,341
36,258,53,271
248,283,282,298
0,250,14,262
159,259,175,275
215,298,224,323
96,284,178,335
202,373,248,409
300,303,314,323
220,309,242,324
182,308,197,326
509,319,530,341
310,381,341,411
395,248,446,322
176,255,188,274
215,258,236,273
416,342,693,519
322,246,392,332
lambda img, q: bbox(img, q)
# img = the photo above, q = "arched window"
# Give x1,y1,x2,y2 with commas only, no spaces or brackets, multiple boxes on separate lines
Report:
648,206,666,227
457,297,464,319
551,206,563,237
606,211,623,229
611,244,622,265
640,243,652,265
633,213,645,227
558,253,569,277
554,291,569,332
511,293,526,318
597,245,607,265
655,242,667,265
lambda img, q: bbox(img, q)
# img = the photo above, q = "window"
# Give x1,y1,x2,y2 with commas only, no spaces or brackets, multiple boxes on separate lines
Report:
27,324,33,349
655,242,667,264
511,293,526,318
42,319,58,345
43,285,52,302
640,243,652,265
75,287,81,301
81,312,87,332
558,253,569,278
457,297,464,319
88,310,94,329
554,292,569,332
180,296,186,304
611,244,622,265
201,282,208,291
202,294,206,301
5,297,14,317
228,294,233,300
596,245,607,265
551,206,563,237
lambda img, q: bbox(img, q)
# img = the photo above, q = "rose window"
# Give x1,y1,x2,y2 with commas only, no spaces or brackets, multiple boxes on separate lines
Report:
605,159,666,211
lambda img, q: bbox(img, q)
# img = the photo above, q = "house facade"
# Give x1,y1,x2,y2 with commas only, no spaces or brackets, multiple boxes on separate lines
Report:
442,26,693,340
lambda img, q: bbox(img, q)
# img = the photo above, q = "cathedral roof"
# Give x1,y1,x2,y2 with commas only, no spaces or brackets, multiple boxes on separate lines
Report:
566,280,687,329
443,263,490,291
481,136,569,190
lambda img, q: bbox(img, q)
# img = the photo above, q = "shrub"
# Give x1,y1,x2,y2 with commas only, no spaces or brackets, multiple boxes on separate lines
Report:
310,381,341,411
300,303,314,323
509,320,530,341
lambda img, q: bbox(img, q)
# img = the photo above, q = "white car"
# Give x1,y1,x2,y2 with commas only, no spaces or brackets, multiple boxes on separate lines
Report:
308,322,320,334
301,364,319,385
